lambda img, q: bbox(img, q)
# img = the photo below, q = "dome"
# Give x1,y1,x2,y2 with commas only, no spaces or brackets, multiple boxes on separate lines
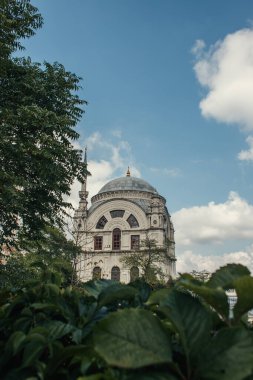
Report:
98,176,158,195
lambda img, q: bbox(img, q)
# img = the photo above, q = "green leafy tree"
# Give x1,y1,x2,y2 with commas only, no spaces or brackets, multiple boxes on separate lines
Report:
121,235,170,285
0,226,82,288
0,0,87,248
0,0,42,64
190,269,211,282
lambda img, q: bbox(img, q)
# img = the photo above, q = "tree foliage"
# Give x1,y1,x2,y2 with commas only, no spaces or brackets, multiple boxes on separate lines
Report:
1,264,253,379
0,0,87,248
121,236,170,285
0,0,42,61
0,226,82,288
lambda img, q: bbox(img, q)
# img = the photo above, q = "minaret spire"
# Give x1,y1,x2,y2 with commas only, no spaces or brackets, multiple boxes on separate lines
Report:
78,147,89,213
73,147,89,236
81,146,88,193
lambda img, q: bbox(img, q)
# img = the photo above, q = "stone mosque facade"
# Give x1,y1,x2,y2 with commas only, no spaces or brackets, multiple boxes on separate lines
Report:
74,151,176,283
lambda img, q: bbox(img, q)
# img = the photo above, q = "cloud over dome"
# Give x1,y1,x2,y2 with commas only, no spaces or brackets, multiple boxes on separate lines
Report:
172,192,253,245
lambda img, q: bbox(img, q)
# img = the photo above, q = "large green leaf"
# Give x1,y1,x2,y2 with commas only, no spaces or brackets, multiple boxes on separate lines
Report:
147,288,172,306
148,289,211,367
196,327,253,380
94,308,172,368
22,333,47,367
82,280,116,299
43,320,76,340
207,264,250,290
98,283,137,308
179,277,229,321
130,279,152,304
5,331,26,356
233,276,253,322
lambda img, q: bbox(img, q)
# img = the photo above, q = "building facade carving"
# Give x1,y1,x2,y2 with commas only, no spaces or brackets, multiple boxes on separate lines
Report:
74,155,176,283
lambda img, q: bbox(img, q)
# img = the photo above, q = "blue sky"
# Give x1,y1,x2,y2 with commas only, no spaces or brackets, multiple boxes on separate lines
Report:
22,0,253,272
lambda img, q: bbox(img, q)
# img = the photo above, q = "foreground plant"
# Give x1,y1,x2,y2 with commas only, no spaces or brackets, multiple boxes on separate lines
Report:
1,264,253,379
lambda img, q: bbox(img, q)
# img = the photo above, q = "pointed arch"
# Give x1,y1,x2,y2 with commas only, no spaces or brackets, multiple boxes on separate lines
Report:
111,266,120,281
112,228,121,250
92,266,101,280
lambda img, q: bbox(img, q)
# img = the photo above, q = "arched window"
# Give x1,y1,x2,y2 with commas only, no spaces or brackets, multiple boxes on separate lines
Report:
112,228,121,250
92,266,101,280
127,214,139,228
96,215,108,229
110,210,125,218
111,266,120,281
130,266,139,282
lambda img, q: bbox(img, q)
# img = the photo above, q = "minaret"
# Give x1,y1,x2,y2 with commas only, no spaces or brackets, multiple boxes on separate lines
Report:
74,147,89,230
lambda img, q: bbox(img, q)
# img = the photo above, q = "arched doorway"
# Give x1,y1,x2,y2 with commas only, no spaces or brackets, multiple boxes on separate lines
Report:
130,266,139,282
112,228,121,250
111,266,120,281
92,266,101,280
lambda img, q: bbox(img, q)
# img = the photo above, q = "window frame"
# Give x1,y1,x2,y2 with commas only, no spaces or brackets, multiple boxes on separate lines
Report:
127,214,139,228
96,215,108,229
112,228,121,250
111,266,120,281
94,236,103,250
131,235,140,250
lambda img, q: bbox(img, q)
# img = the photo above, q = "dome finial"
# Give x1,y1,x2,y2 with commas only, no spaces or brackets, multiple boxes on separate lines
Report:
126,167,131,177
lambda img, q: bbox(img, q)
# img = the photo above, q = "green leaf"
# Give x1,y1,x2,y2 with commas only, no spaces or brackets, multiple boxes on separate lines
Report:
207,264,250,290
6,331,26,355
46,345,88,375
82,280,116,299
179,277,229,321
148,289,211,366
125,370,178,380
45,320,76,340
77,375,105,380
94,308,172,368
196,327,253,380
98,283,137,307
233,276,253,322
130,278,152,304
31,302,58,311
22,333,47,367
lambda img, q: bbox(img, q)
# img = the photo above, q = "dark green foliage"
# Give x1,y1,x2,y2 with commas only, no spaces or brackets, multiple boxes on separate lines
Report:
94,309,172,369
0,226,81,288
0,0,43,60
0,0,87,247
1,264,253,379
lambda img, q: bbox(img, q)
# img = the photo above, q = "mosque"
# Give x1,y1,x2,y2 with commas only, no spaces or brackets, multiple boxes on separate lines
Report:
74,150,176,283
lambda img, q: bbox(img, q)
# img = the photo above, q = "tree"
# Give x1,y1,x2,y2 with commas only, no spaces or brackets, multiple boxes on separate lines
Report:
0,0,43,66
190,269,211,282
121,235,171,285
0,225,82,288
0,0,87,248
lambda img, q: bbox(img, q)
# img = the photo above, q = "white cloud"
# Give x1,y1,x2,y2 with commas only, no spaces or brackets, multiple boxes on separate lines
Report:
68,132,140,210
177,246,253,274
238,135,253,161
172,192,253,245
193,28,253,131
191,39,206,58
